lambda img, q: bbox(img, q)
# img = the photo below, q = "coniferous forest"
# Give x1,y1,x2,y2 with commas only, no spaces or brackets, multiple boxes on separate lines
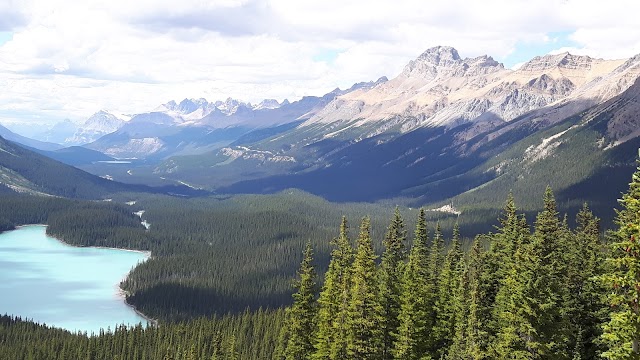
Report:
1,163,640,359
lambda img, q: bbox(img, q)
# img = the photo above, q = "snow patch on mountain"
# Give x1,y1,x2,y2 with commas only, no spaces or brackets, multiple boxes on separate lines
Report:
253,99,281,110
67,110,127,145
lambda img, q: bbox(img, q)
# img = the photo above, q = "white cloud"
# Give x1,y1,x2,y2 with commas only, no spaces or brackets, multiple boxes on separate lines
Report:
0,0,639,126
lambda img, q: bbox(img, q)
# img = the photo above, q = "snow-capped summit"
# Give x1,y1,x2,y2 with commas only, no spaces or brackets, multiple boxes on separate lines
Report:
215,98,251,115
253,99,281,111
66,110,127,145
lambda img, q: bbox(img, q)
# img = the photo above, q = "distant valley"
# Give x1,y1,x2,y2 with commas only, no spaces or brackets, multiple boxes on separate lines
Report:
2,46,640,225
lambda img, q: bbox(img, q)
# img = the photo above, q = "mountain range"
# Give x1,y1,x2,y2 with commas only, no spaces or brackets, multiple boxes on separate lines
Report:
149,46,640,221
82,78,387,159
1,45,640,222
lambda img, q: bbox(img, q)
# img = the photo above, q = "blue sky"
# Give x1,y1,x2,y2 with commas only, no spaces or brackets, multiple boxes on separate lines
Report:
0,32,12,46
0,0,639,130
504,31,578,69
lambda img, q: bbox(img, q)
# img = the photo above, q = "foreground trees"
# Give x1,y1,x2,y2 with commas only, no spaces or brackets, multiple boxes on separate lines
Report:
601,164,640,359
277,176,640,359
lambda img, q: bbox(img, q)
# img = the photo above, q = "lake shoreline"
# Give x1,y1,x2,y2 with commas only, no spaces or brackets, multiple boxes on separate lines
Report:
117,286,159,327
11,224,157,328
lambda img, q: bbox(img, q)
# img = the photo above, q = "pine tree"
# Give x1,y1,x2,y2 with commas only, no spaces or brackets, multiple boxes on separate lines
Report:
554,204,606,360
486,193,529,329
394,209,432,360
448,258,470,360
568,203,606,359
487,193,530,357
347,217,383,360
432,222,464,358
494,187,567,358
492,231,536,359
313,217,353,360
211,332,223,360
285,242,317,360
425,221,445,353
379,207,407,360
600,162,640,359
532,187,570,356
428,222,446,289
464,237,491,360
274,311,291,360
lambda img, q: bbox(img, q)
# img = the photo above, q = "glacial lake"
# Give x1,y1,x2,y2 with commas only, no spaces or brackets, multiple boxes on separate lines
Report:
0,225,149,334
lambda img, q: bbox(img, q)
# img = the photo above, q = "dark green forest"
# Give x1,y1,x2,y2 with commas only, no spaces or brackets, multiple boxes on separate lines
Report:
2,164,640,358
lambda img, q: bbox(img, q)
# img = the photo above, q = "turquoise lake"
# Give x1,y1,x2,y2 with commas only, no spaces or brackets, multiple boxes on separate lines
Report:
0,225,149,334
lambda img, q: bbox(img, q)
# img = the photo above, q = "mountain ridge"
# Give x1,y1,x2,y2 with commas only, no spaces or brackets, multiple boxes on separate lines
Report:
138,46,640,223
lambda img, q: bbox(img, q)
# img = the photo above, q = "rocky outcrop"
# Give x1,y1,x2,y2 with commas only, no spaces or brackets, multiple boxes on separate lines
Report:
518,53,594,72
401,46,504,79
303,46,638,146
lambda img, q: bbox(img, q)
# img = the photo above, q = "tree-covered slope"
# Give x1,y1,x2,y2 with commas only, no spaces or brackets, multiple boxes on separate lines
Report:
0,135,195,199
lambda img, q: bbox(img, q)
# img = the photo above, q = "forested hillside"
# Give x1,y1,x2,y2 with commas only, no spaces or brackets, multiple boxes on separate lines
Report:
2,160,640,359
276,162,640,359
0,135,204,199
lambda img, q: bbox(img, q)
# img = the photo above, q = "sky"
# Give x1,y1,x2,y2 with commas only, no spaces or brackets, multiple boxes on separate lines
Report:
1,0,640,129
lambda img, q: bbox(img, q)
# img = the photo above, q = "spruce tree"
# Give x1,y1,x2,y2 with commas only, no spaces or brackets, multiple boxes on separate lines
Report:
569,203,606,359
429,222,446,288
313,217,353,360
532,187,569,356
486,193,529,330
394,209,432,360
274,314,290,360
600,162,640,359
379,207,407,360
347,217,383,360
432,222,464,358
447,258,470,360
493,232,536,359
494,187,567,358
464,236,490,360
285,242,317,360
425,221,445,352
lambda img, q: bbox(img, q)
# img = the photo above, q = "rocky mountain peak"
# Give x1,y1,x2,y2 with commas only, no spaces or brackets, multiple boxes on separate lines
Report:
417,46,462,64
164,100,178,111
177,98,200,114
215,97,250,115
519,52,594,72
402,46,504,79
253,99,281,110
66,110,125,145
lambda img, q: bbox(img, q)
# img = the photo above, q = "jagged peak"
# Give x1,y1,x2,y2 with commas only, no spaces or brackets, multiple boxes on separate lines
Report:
519,52,595,72
612,53,640,74
402,46,503,79
253,99,281,110
416,46,462,63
